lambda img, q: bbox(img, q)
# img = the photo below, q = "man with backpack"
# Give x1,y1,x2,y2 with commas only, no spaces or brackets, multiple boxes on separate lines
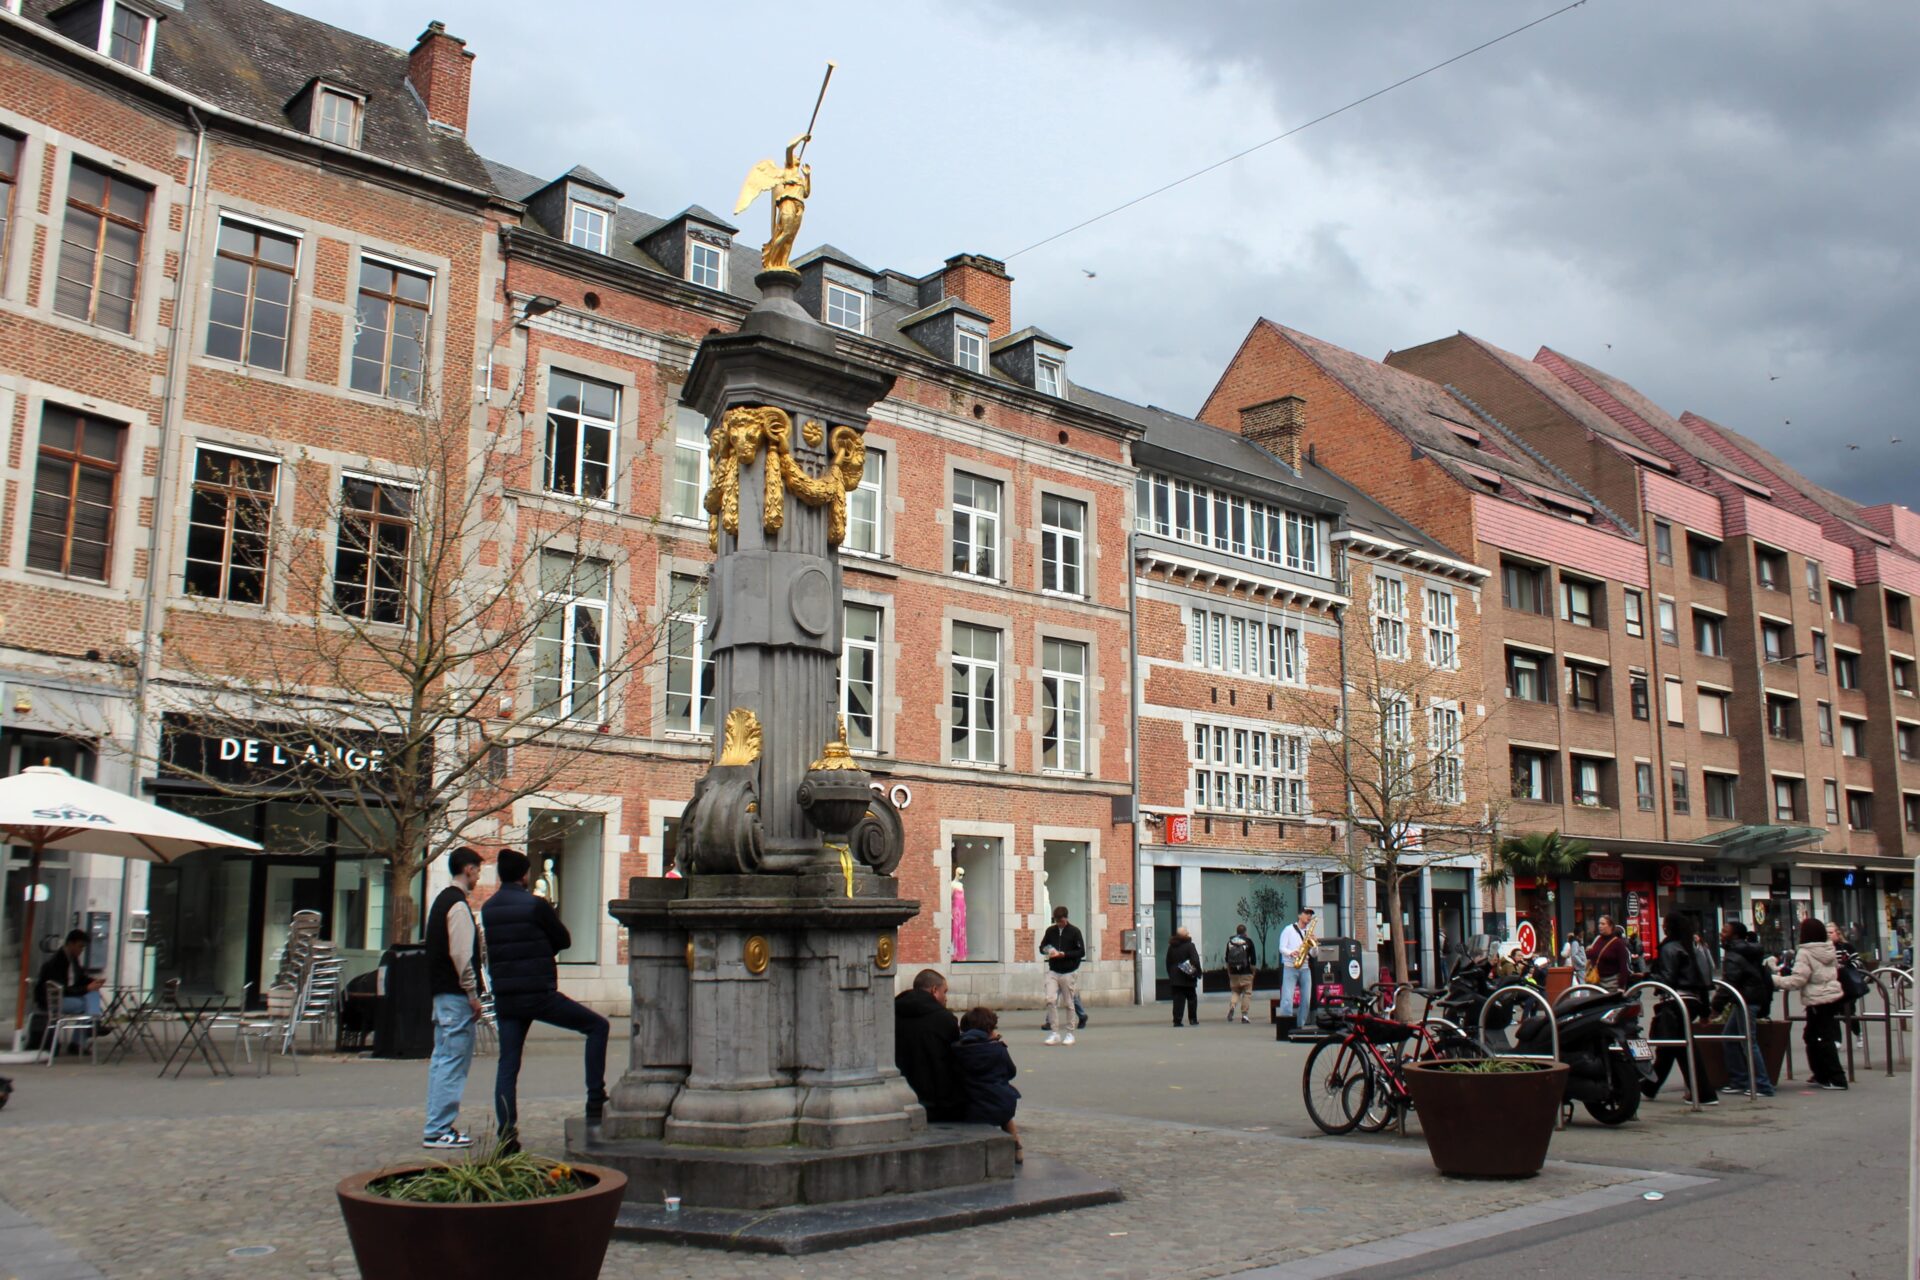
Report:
1224,924,1257,1024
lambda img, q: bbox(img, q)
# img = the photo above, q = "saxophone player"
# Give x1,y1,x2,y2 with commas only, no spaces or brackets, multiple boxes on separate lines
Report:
1278,908,1317,1036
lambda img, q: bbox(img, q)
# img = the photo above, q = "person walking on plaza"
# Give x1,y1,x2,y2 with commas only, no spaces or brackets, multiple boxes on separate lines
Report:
1828,921,1866,1040
1644,911,1719,1105
1039,905,1084,1046
1589,915,1631,991
1770,916,1849,1089
1166,927,1201,1027
422,847,487,1149
1224,924,1257,1024
894,968,966,1121
1277,908,1315,1033
1717,920,1775,1097
953,1006,1023,1162
482,847,609,1148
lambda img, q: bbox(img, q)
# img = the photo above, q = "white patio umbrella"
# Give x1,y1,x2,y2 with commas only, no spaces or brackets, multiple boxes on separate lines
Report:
3,765,262,1031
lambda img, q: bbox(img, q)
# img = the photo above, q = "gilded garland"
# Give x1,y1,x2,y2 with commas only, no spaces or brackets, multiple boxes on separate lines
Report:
704,405,865,549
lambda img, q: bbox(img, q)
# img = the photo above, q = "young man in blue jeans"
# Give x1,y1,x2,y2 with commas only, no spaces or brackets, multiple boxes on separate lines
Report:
422,847,486,1149
483,847,609,1151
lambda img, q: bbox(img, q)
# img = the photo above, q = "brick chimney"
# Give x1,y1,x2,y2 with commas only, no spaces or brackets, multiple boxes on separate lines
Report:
941,253,1012,340
1240,396,1307,471
407,21,474,133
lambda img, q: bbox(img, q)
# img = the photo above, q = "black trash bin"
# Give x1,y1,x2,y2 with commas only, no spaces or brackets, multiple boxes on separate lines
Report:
372,943,433,1059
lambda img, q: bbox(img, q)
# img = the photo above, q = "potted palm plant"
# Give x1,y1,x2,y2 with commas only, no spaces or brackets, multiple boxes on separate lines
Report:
1403,1057,1570,1177
336,1139,626,1280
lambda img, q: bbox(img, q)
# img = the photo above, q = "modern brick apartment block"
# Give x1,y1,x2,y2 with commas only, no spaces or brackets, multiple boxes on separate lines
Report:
0,0,505,1021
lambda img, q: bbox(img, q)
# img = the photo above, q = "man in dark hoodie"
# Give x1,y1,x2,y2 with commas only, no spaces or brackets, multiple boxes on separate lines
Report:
894,968,966,1122
1718,919,1775,1096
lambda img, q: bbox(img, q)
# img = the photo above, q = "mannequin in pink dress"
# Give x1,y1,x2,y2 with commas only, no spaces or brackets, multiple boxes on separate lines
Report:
950,867,968,962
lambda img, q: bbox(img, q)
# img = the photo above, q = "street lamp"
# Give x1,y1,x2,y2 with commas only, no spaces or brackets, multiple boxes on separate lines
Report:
483,294,564,392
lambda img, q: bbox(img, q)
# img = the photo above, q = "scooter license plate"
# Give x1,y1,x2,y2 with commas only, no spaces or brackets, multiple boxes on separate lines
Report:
1628,1038,1654,1061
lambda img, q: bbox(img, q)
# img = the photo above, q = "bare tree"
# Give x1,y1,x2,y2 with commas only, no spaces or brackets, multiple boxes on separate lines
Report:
1234,874,1289,969
135,375,681,943
1285,637,1502,987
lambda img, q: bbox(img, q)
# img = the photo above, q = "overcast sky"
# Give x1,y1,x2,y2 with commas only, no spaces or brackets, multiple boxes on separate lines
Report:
296,0,1919,509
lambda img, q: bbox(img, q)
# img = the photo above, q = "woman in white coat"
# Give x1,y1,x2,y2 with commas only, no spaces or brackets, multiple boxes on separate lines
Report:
1768,915,1848,1089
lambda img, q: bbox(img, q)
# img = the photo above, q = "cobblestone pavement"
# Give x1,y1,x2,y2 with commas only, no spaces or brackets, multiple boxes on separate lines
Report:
0,1087,1629,1280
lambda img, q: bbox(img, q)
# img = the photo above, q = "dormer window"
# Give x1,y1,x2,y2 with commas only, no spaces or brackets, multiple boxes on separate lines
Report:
687,240,725,290
53,0,162,73
955,327,985,374
825,282,866,333
1036,355,1064,398
314,88,363,147
107,2,149,67
568,203,607,253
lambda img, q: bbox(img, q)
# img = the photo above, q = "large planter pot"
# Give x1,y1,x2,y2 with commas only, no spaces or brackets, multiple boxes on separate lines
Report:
1757,1019,1789,1083
1695,1018,1792,1091
337,1162,626,1280
1403,1061,1570,1178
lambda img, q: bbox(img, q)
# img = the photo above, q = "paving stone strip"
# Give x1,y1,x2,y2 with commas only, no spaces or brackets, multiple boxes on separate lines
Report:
0,1102,1636,1280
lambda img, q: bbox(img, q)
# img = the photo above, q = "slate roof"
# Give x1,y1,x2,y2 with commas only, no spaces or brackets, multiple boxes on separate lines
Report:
18,0,495,190
1258,321,1608,519
792,243,873,273
1436,332,1662,459
1679,411,1881,535
558,163,621,196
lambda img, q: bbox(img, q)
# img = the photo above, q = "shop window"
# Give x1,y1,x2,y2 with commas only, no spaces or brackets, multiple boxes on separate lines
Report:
949,835,1002,962
528,810,604,963
1041,839,1090,937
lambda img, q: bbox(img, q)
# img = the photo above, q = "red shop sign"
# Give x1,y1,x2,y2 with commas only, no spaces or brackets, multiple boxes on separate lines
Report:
1591,858,1625,881
1166,814,1191,845
1656,863,1681,887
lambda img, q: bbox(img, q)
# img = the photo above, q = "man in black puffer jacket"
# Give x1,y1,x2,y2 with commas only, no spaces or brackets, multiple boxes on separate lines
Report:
894,969,966,1122
1645,911,1718,1104
482,848,609,1146
1717,920,1776,1095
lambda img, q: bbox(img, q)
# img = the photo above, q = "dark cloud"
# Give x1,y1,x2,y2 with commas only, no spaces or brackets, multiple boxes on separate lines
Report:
287,0,1919,508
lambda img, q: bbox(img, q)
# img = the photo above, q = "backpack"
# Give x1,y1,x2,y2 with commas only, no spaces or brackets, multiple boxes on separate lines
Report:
1837,961,1871,1002
1225,936,1254,975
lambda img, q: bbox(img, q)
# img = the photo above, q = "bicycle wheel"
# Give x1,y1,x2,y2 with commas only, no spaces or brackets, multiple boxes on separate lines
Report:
1302,1038,1370,1135
1354,1048,1401,1132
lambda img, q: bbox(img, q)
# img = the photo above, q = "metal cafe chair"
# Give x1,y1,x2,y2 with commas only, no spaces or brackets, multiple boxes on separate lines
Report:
37,981,100,1065
236,983,300,1076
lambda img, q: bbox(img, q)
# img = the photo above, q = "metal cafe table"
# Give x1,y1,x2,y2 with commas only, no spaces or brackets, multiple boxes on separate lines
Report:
158,987,233,1079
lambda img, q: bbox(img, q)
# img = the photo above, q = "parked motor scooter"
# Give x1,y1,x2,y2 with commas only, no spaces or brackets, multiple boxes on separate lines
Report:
1511,984,1654,1125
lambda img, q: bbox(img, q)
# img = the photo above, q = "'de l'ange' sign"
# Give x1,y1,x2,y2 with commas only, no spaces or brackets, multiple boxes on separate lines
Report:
159,714,409,792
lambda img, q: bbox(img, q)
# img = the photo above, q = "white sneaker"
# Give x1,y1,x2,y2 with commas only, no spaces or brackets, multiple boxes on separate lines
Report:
421,1130,472,1151
1062,1033,1076,1046
1044,1032,1061,1045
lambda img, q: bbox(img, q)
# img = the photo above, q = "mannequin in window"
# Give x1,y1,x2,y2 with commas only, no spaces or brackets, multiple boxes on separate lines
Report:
951,867,968,962
532,856,559,909
1038,869,1052,926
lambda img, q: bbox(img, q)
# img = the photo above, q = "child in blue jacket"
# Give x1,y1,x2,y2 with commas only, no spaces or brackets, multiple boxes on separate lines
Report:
954,1006,1022,1162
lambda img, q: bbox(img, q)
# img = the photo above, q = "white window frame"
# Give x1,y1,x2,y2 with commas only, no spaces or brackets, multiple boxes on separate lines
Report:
950,471,1001,579
1372,573,1407,659
954,326,986,374
1623,588,1644,637
544,369,620,504
844,447,884,556
568,202,608,253
663,572,713,736
1035,355,1065,398
535,553,609,723
949,622,1000,765
666,406,708,522
840,602,881,753
1193,719,1306,816
1424,586,1457,669
824,281,866,333
313,86,363,147
1039,493,1085,597
687,239,726,290
98,0,157,73
1561,575,1597,627
1429,701,1464,804
1040,638,1086,774
1572,756,1605,807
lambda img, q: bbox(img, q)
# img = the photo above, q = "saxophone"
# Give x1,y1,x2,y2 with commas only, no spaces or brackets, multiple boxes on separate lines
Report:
1290,919,1318,968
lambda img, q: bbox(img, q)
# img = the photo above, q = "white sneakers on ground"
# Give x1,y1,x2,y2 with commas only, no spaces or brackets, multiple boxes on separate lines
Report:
1044,1032,1061,1045
1062,1033,1075,1046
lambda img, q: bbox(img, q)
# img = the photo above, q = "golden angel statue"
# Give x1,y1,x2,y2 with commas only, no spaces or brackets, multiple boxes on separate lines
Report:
736,132,812,273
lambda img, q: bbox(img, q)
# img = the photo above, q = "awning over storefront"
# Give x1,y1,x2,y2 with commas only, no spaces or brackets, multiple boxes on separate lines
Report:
1687,823,1825,864
1578,835,1726,863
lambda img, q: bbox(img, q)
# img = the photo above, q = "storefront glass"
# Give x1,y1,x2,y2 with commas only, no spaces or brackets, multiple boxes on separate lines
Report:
1885,889,1913,968
0,730,97,1027
529,810,605,964
1040,840,1089,938
951,835,1002,963
1572,883,1625,955
1200,869,1298,973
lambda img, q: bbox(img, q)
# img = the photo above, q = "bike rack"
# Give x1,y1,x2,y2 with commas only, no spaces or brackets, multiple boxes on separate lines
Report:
1475,984,1564,1127
1686,978,1759,1101
1866,967,1913,1077
1623,979,1703,1113
1555,982,1612,1005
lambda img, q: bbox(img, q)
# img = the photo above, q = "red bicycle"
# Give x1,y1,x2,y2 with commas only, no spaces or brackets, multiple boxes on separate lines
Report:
1301,1004,1483,1135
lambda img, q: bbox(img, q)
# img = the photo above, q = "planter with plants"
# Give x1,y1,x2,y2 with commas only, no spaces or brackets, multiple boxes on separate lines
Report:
1402,1057,1570,1178
336,1141,626,1280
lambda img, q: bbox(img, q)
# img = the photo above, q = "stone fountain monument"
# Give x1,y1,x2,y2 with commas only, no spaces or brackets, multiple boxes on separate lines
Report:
567,106,1118,1253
